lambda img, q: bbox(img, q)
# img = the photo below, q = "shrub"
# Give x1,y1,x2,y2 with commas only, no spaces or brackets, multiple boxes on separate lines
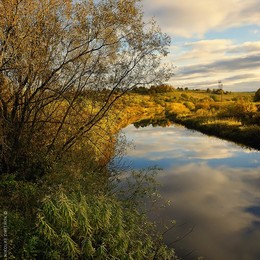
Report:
36,192,175,259
166,103,190,115
195,102,210,110
195,109,210,116
210,94,219,102
218,101,257,119
183,101,195,111
254,88,260,102
0,175,40,259
180,93,189,100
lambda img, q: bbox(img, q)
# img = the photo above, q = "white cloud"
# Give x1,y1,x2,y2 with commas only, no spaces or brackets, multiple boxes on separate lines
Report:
123,124,249,160
141,0,260,91
175,39,234,65
166,39,260,91
142,0,260,37
228,41,260,54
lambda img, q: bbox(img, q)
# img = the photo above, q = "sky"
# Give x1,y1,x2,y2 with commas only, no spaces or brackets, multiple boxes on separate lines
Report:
141,0,260,92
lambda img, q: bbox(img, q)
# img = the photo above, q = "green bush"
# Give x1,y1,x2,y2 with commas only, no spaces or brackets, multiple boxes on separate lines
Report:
180,93,189,100
0,175,40,259
36,191,175,259
1,166,177,259
183,101,195,111
210,94,219,102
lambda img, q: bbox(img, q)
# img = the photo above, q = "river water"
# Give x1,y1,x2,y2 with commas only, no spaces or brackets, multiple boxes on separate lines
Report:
121,121,260,260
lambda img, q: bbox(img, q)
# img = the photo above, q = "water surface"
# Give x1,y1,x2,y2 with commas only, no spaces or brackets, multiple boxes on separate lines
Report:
122,122,260,260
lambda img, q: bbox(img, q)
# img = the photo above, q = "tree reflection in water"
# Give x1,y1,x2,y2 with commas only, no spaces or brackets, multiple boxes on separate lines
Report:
134,118,172,128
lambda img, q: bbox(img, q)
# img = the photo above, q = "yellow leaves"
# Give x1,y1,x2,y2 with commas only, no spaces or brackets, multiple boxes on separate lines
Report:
118,0,138,18
166,102,191,115
204,119,242,126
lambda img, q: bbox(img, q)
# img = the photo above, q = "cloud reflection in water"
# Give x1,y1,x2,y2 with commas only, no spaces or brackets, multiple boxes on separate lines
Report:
122,124,260,259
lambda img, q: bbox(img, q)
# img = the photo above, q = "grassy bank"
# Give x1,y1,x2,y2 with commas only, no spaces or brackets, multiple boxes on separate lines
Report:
172,116,260,150
117,89,260,150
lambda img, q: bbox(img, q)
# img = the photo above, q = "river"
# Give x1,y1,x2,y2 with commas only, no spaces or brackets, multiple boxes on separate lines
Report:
121,120,260,260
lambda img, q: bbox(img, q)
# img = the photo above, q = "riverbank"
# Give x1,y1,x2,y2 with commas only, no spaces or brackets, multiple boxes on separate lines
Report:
117,90,260,150
0,91,176,259
170,115,260,150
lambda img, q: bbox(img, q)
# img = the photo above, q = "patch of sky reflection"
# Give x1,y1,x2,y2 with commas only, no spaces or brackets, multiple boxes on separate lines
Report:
120,123,260,260
121,124,259,170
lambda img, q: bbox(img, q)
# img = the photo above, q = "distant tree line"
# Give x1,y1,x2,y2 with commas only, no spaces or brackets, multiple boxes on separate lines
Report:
131,85,235,95
206,88,231,94
131,84,175,94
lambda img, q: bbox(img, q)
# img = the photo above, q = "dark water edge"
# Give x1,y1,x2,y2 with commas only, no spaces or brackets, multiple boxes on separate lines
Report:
170,116,260,151
121,121,260,260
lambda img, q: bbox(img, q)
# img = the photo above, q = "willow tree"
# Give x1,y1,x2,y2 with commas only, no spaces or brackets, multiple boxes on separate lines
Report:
0,0,171,179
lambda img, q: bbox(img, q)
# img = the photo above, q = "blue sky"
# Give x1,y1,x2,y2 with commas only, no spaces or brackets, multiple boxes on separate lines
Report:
141,0,260,91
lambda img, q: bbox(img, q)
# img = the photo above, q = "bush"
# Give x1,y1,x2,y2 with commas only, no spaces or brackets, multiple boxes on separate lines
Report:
0,165,177,259
210,94,219,102
195,102,210,110
195,109,210,116
254,88,260,102
183,101,195,111
166,103,190,115
36,192,175,259
180,93,189,100
218,101,257,120
0,175,40,259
